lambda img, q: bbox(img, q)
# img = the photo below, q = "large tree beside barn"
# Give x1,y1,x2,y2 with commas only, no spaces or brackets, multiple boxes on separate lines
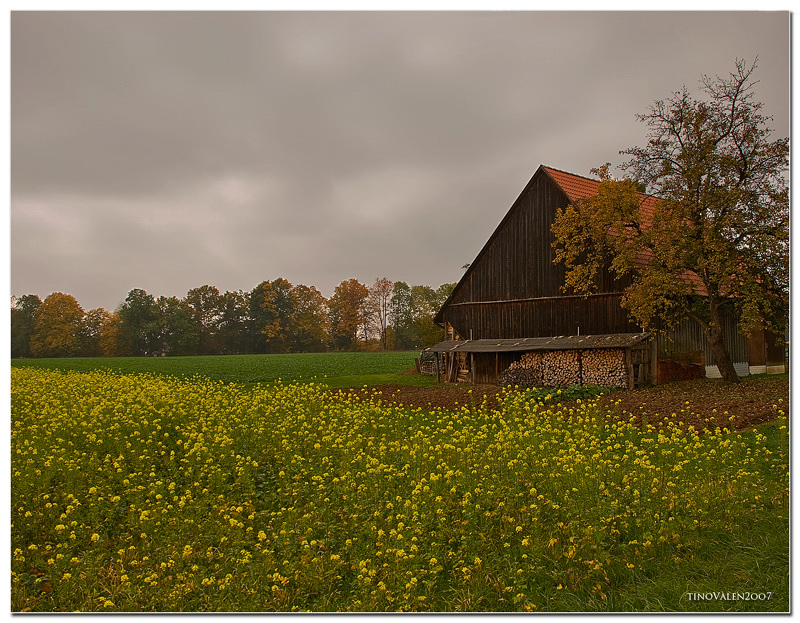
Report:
552,60,789,383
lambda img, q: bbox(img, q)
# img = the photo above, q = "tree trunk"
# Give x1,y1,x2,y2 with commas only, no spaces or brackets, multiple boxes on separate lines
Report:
706,303,740,383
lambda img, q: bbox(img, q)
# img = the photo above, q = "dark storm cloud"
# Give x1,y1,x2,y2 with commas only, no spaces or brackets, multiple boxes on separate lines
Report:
11,11,791,311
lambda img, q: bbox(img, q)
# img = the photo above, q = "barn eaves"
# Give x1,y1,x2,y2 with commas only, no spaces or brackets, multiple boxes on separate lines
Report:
424,332,651,353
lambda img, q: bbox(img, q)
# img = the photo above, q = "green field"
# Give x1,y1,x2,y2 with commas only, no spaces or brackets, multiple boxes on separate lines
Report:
10,351,431,388
10,360,789,613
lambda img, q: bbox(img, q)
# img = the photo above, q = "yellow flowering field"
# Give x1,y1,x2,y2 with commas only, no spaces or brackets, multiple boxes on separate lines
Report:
11,367,789,612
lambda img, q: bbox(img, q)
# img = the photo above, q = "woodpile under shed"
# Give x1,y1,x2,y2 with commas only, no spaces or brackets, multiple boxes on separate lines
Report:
498,348,629,388
580,349,628,387
424,333,652,388
498,352,543,386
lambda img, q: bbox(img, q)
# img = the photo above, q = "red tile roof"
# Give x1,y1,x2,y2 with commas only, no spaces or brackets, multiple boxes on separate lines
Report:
543,165,660,224
543,166,603,202
542,165,706,295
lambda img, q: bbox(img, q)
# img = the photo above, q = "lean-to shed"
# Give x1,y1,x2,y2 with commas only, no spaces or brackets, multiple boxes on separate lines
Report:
425,333,652,388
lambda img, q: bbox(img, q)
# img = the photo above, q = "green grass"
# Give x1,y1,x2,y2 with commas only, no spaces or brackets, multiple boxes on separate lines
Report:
602,418,789,612
10,351,422,386
521,383,611,405
321,373,439,389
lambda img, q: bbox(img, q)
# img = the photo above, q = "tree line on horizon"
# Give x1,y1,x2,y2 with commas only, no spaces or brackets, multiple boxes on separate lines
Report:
10,277,456,358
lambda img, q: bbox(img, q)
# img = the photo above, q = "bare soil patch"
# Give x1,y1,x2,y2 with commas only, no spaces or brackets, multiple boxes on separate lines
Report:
601,375,789,431
335,375,788,432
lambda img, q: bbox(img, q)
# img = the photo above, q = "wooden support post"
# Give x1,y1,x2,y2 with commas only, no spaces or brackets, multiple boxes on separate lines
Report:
626,348,633,389
650,338,658,385
435,352,441,383
470,352,475,385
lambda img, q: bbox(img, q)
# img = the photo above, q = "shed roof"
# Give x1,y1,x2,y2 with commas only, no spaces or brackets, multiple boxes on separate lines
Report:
424,332,651,353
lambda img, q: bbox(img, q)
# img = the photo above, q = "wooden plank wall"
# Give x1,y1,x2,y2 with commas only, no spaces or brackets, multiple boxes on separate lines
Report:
473,352,519,385
442,294,641,341
657,311,749,366
448,171,624,308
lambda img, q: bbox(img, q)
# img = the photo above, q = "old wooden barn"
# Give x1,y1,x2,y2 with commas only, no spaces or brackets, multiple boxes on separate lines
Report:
428,165,785,387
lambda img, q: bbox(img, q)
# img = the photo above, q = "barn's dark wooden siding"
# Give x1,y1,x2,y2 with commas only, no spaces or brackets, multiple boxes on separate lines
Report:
657,311,749,366
440,169,632,340
449,171,571,304
442,294,641,340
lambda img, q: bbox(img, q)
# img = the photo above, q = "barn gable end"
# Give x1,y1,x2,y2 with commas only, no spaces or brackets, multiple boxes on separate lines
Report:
435,165,638,341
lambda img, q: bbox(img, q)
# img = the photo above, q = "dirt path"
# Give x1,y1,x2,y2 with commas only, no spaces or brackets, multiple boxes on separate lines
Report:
334,375,788,432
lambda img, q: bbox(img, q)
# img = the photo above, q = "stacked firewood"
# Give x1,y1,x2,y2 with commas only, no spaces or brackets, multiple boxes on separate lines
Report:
542,350,580,386
581,348,628,387
498,352,543,387
499,348,629,388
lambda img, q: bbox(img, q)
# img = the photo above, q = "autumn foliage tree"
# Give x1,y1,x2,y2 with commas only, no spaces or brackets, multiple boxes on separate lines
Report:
249,279,297,353
329,278,369,351
291,284,330,352
552,60,789,383
29,292,85,357
98,311,124,356
247,279,331,353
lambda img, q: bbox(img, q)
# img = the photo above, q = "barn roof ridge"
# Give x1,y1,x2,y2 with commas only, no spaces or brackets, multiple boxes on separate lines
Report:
541,164,601,184
542,165,657,203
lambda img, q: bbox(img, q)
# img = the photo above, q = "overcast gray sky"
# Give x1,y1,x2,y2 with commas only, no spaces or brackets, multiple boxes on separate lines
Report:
10,11,791,312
